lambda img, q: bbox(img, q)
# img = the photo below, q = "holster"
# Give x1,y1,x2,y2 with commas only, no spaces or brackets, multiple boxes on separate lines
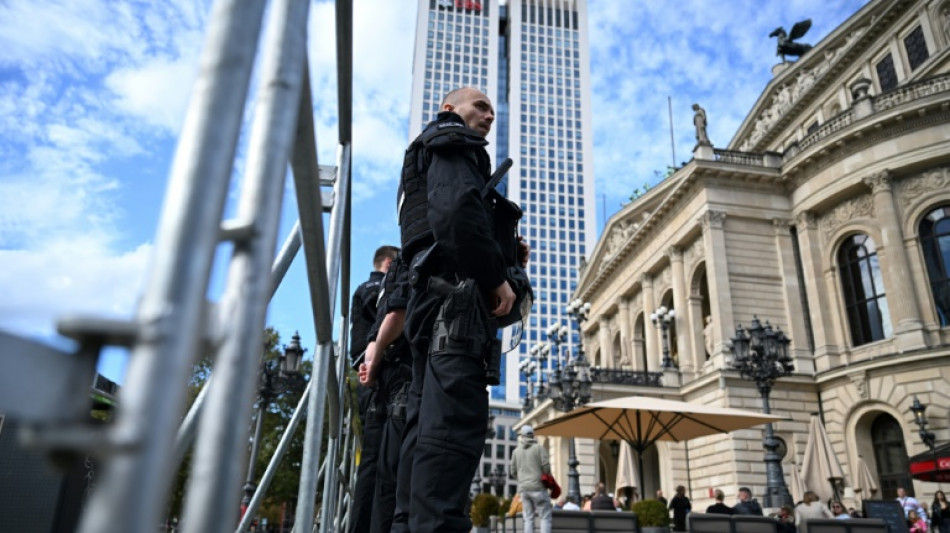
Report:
387,380,410,420
428,277,500,385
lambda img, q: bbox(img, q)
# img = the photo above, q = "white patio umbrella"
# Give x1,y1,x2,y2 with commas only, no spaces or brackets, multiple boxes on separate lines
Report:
787,459,806,504
800,414,846,503
852,455,879,503
533,395,784,491
615,441,639,497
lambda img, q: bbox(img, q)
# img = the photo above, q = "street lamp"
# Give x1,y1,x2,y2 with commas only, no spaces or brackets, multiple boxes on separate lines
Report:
548,298,593,503
730,316,794,509
241,332,307,514
488,465,507,497
910,396,939,478
650,306,676,368
519,358,538,414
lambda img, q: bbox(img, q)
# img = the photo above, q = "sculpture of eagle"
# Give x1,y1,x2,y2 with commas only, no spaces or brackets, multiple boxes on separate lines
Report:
769,19,813,62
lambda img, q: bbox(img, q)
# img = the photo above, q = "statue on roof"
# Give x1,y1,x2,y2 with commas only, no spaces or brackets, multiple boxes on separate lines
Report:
769,19,813,62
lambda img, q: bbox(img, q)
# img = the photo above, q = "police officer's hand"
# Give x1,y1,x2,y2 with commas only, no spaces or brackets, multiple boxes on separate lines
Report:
359,341,380,386
517,235,531,268
491,280,516,317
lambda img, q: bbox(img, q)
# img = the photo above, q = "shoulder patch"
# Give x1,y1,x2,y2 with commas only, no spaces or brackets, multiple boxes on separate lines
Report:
437,122,465,129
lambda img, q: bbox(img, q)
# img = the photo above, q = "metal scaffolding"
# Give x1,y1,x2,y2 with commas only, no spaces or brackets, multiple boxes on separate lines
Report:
0,0,359,532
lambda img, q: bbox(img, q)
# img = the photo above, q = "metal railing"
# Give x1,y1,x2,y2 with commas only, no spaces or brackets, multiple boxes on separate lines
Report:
588,368,663,387
0,1,358,533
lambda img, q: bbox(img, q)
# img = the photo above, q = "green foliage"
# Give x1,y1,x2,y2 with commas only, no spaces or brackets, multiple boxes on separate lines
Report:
470,493,501,527
631,498,670,527
167,327,311,526
497,497,512,518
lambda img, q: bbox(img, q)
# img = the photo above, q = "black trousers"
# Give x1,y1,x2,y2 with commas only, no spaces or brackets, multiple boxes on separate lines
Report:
349,384,384,533
390,289,489,533
370,376,408,533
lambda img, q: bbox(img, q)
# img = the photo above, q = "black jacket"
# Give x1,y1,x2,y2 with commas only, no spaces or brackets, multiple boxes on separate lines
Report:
734,499,763,516
349,270,384,366
420,112,507,292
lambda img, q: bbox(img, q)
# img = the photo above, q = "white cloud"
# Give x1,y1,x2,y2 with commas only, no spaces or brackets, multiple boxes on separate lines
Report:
106,55,199,133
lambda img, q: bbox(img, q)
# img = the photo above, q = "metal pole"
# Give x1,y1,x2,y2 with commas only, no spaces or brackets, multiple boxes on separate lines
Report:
242,400,268,515
180,0,311,529
760,389,792,509
567,437,581,502
76,2,267,532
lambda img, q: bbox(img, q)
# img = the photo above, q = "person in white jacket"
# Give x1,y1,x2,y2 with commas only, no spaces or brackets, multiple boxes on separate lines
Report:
510,426,552,533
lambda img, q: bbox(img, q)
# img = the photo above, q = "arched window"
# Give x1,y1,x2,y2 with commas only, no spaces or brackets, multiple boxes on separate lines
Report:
839,234,892,346
871,413,912,499
920,205,950,326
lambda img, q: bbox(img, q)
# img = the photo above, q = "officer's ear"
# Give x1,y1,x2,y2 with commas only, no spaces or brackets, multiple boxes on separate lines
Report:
442,103,455,112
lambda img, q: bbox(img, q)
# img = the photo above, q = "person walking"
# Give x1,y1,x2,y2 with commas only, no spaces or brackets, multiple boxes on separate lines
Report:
510,425,552,533
706,489,735,515
669,485,691,531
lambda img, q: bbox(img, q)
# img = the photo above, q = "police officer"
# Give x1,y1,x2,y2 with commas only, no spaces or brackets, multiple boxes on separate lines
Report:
390,87,529,532
359,254,411,533
348,245,398,533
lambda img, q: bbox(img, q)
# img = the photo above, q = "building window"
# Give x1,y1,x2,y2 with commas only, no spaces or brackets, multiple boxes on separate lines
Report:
876,54,898,92
903,25,929,71
871,413,912,499
838,234,892,346
920,205,950,326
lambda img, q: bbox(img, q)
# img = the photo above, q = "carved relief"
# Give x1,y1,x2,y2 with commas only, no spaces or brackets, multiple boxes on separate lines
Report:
701,210,727,230
667,246,683,262
895,166,950,211
604,215,647,259
849,371,869,400
772,218,792,236
737,25,867,152
796,211,818,230
862,169,892,194
684,238,704,273
818,194,875,241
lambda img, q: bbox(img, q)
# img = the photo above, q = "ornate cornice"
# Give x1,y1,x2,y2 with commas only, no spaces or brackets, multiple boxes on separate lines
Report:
796,211,818,230
895,166,950,211
701,210,727,230
667,246,683,262
772,218,792,236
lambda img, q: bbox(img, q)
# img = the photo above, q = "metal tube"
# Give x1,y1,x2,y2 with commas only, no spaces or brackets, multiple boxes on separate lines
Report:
174,222,301,466
181,0,311,529
235,384,312,533
76,2,267,532
335,0,352,144
295,342,333,531
242,401,268,512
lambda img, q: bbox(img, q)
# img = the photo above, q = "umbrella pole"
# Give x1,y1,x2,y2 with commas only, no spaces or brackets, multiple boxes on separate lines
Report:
685,441,692,497
637,448,646,500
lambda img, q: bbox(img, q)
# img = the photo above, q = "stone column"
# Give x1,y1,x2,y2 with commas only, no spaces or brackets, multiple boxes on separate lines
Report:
700,210,735,368
641,274,658,372
669,246,693,375
863,171,928,351
618,299,632,369
598,319,612,369
795,211,842,369
772,218,815,374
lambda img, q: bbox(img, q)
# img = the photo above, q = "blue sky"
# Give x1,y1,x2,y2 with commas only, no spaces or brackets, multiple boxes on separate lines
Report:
0,0,868,383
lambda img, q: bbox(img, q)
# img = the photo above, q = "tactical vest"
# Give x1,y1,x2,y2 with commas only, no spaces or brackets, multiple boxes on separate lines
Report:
397,117,489,264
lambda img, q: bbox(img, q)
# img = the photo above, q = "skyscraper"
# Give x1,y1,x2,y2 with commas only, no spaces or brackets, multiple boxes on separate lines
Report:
409,0,596,410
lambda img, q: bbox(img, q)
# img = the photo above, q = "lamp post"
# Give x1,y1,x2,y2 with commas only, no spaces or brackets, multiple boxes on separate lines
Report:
910,396,939,478
730,316,794,509
488,465,507,497
241,332,307,515
544,298,593,503
650,306,676,368
519,357,538,414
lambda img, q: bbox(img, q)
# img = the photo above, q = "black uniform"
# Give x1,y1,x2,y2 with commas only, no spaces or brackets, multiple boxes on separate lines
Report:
348,270,385,533
391,111,508,533
368,258,412,533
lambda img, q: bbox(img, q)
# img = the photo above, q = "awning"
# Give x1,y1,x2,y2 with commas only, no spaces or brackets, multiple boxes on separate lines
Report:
908,442,950,482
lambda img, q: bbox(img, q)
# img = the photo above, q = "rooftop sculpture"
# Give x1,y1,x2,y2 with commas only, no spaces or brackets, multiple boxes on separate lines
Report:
769,19,813,62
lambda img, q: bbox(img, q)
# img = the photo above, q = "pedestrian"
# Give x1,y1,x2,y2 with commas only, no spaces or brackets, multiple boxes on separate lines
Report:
389,87,530,533
733,486,763,516
590,482,616,510
795,490,833,526
706,489,735,515
656,489,668,507
348,245,397,533
510,426,552,533
908,509,929,533
932,490,950,533
359,251,412,533
899,487,926,519
669,485,691,531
